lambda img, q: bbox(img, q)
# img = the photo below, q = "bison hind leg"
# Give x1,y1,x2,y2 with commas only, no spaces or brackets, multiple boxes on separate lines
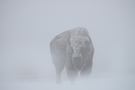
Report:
55,70,62,83
55,62,65,83
52,55,66,83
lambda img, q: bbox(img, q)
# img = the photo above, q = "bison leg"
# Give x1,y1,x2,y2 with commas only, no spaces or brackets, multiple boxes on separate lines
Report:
80,51,94,76
80,63,92,76
67,69,78,81
52,54,66,83
56,69,62,83
66,59,78,81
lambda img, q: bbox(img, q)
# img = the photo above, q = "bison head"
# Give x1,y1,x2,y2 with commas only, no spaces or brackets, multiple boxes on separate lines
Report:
70,36,90,70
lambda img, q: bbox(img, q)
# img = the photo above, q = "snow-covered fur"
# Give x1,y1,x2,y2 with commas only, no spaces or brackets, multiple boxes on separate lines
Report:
50,27,94,82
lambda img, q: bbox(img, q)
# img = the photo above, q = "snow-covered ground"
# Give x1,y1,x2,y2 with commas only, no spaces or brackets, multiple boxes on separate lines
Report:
1,73,135,90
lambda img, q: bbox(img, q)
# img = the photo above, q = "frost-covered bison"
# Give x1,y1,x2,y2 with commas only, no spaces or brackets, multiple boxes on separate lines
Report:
50,27,94,82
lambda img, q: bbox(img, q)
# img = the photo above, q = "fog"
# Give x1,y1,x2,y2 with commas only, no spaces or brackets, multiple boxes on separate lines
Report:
0,0,135,90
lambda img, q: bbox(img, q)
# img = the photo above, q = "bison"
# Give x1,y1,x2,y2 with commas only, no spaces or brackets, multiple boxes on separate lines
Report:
50,27,94,82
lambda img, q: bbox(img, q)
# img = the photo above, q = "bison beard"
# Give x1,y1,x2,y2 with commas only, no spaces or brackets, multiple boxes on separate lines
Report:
50,27,94,83
72,55,83,71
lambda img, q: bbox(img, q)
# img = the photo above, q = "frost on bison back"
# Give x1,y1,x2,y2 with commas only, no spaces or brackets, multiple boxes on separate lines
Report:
50,27,94,82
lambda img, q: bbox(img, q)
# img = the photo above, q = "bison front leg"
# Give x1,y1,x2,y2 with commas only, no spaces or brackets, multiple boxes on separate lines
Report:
65,57,78,81
80,50,94,76
66,66,78,81
80,60,92,76
65,46,78,81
